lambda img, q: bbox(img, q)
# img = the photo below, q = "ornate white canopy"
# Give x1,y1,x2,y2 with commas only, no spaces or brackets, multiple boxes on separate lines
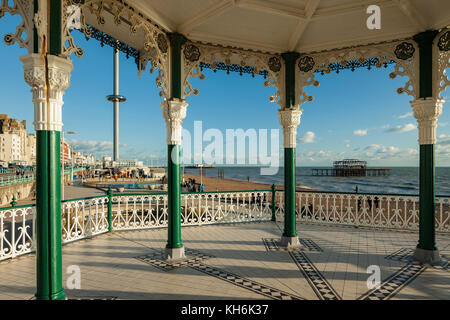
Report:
84,0,450,54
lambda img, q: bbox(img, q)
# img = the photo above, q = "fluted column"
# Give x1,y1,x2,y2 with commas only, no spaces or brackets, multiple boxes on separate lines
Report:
21,53,73,300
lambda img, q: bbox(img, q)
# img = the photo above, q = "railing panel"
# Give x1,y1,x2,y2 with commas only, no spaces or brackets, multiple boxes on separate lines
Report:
112,194,168,230
0,206,35,261
61,197,109,243
275,191,448,232
180,191,272,226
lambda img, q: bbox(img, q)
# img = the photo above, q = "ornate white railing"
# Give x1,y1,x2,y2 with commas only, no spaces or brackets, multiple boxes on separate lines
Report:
180,191,272,226
112,194,168,230
111,191,272,230
0,205,35,261
275,191,450,232
61,196,109,243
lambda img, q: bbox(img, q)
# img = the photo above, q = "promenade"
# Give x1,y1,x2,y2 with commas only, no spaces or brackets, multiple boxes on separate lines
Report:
0,221,448,300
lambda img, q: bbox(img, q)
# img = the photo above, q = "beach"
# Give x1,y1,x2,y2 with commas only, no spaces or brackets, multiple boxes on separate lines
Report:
182,173,313,192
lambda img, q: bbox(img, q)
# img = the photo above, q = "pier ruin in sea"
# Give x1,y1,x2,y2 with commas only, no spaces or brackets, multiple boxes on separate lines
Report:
312,159,390,177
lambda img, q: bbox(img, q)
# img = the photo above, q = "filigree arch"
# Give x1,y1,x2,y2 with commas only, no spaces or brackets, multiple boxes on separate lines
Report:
62,0,170,98
0,0,34,53
295,40,420,107
434,27,450,99
181,42,285,108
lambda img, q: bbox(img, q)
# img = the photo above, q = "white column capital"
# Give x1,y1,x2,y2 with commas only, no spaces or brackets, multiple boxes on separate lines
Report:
278,108,303,148
20,53,73,131
410,97,445,145
160,98,189,145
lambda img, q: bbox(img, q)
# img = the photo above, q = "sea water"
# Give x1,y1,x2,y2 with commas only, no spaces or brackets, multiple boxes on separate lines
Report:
184,167,450,196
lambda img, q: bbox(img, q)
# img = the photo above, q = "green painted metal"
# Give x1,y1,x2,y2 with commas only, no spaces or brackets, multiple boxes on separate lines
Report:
107,187,113,232
418,144,437,250
167,144,183,249
283,148,297,238
413,30,439,253
271,184,277,221
168,33,187,99
35,131,65,300
10,196,17,207
280,52,299,238
413,30,439,98
281,52,300,109
49,0,62,55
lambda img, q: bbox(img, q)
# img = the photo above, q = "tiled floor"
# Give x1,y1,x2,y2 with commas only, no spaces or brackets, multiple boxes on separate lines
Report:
0,221,449,300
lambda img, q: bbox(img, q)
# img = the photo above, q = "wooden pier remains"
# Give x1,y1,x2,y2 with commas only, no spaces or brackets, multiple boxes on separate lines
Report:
312,159,390,177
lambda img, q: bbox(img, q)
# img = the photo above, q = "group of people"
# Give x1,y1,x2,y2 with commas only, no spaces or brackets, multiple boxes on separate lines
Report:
182,178,204,192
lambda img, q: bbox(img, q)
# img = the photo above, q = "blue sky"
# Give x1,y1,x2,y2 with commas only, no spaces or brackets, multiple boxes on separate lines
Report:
0,15,449,167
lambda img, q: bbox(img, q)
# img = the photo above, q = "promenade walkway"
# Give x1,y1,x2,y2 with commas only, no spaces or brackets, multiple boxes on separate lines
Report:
0,221,448,300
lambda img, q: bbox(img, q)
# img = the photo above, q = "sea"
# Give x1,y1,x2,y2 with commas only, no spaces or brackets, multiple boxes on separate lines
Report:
184,166,450,196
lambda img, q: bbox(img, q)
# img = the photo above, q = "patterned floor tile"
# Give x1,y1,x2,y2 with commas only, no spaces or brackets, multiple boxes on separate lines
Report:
189,262,304,300
262,238,322,252
385,248,450,270
135,248,214,272
358,263,426,300
289,251,341,300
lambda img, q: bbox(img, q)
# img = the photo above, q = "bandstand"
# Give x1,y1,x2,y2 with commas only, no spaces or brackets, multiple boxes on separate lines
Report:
0,0,449,300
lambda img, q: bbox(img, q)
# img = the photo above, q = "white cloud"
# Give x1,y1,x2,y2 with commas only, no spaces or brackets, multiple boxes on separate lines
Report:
396,112,413,119
68,139,127,156
381,124,390,129
353,129,367,136
297,131,316,143
385,123,416,133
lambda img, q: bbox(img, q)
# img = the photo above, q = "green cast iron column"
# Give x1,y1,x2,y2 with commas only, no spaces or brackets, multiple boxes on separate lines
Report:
281,52,300,238
34,0,66,300
414,30,439,252
166,33,186,249
35,131,65,300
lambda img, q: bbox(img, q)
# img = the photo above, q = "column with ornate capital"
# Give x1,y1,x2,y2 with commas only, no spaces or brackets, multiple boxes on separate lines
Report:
18,0,72,300
411,30,443,264
163,33,188,260
278,52,303,248
20,53,73,299
161,98,188,260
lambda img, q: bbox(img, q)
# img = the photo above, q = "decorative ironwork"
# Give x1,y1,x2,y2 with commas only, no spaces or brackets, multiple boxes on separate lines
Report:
82,25,139,60
394,42,415,60
199,62,268,78
268,56,281,72
183,44,201,62
157,33,168,53
298,56,315,72
317,58,394,75
438,31,450,52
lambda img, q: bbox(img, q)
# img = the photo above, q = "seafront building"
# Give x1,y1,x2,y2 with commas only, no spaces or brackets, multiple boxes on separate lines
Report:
0,0,449,301
0,114,36,166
